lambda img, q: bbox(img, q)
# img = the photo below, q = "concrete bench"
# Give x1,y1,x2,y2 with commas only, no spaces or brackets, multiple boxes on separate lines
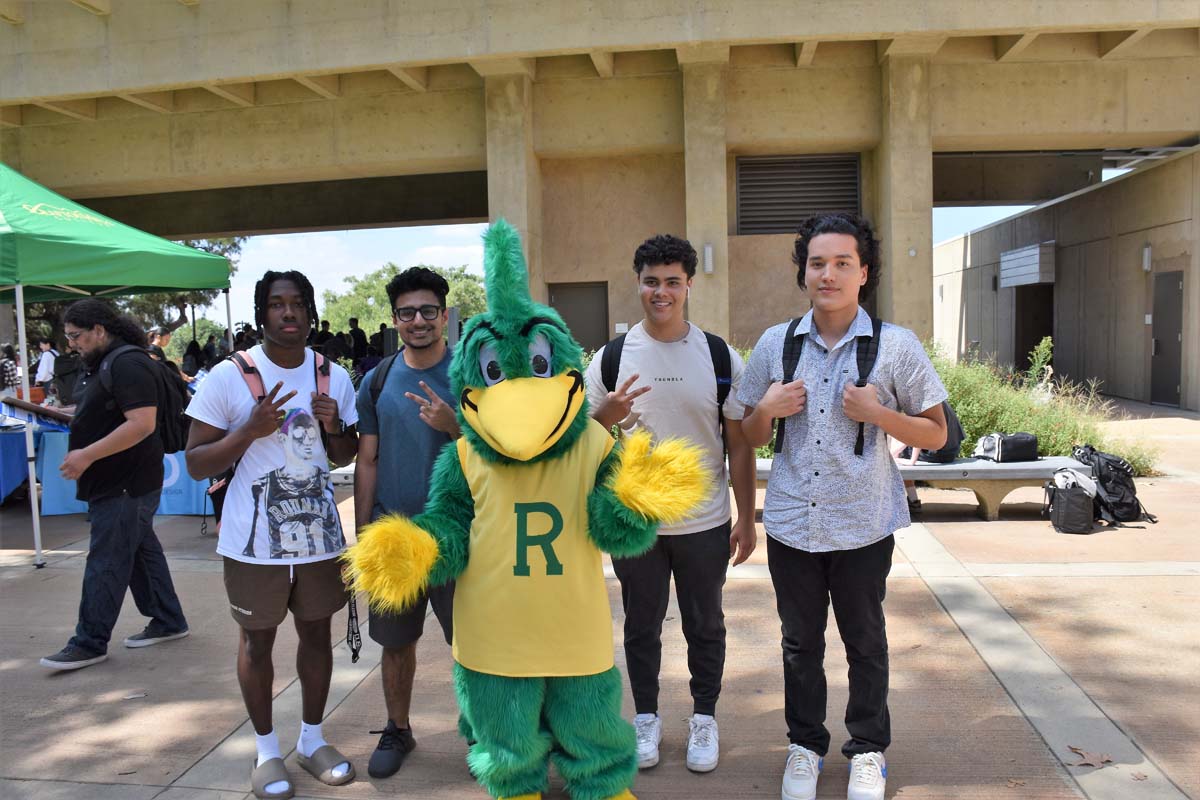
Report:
755,456,1090,521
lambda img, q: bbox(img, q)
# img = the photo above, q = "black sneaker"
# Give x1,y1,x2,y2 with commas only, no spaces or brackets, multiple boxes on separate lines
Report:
367,720,416,778
123,627,190,648
40,645,107,671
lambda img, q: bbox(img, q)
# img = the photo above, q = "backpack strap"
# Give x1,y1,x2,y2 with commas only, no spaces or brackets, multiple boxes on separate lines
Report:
312,349,331,397
98,344,150,394
599,333,627,394
773,318,805,455
852,316,884,456
229,351,266,401
369,351,403,409
703,331,733,449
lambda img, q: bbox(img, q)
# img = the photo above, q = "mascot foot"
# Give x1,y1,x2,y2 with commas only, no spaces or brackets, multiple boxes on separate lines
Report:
603,791,637,800
498,795,541,800
609,430,708,525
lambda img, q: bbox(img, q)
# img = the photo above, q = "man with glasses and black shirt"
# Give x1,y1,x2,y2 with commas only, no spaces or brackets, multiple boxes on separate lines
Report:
354,267,460,779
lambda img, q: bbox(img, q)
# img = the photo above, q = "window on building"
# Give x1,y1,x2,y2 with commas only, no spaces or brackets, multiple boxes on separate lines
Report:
735,154,861,235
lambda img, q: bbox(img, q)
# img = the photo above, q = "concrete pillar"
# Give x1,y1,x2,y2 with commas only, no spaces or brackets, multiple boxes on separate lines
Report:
484,73,543,300
680,57,730,338
0,305,15,347
874,56,934,338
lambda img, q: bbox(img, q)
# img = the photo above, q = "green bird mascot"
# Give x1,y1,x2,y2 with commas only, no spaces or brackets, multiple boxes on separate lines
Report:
344,219,708,800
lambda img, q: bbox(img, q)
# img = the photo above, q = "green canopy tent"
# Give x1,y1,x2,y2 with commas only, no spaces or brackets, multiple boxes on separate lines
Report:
0,163,231,567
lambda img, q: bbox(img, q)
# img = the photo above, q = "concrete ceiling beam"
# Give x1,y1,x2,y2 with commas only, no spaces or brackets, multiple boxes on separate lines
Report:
995,32,1038,61
177,0,200,5
877,36,946,62
386,66,428,92
32,98,96,121
675,43,730,65
0,106,21,127
589,50,614,78
1098,29,1152,59
67,0,111,15
293,74,340,99
0,1,23,24
794,40,819,67
468,58,536,79
204,82,255,107
119,91,175,113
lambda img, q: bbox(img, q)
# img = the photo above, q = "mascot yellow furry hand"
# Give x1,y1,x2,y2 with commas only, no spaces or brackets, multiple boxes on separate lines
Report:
344,219,706,800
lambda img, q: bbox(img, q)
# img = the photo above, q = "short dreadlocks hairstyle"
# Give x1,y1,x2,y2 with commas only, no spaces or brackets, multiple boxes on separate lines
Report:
253,270,319,332
632,234,698,278
792,212,882,301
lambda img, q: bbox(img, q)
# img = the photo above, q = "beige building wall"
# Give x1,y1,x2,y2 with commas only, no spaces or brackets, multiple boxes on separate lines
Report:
933,149,1199,411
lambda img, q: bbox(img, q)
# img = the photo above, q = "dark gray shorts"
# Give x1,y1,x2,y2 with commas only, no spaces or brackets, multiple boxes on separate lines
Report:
368,580,454,649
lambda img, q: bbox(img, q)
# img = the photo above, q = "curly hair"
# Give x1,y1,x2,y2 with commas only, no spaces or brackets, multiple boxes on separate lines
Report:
63,299,148,347
253,270,319,332
386,266,450,310
632,234,698,278
792,212,882,301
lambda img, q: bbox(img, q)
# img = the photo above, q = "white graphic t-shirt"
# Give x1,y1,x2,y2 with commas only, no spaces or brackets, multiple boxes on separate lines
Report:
186,345,359,565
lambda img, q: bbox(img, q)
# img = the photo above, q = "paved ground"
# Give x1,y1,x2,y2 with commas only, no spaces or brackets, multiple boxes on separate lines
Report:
0,399,1196,799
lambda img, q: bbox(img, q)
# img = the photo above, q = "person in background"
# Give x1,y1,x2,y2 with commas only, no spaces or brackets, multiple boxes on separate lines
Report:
35,338,59,395
0,344,20,399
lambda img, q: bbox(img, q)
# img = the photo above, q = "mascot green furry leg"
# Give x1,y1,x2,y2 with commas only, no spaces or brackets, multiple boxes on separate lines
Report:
345,219,708,800
457,664,635,800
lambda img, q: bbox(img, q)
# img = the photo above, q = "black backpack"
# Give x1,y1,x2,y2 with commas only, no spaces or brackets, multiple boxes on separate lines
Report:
1071,444,1156,525
776,315,883,456
598,331,733,444
98,345,191,455
900,400,965,463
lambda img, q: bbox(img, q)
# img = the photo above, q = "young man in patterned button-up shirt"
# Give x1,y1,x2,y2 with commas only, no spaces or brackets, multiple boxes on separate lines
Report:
739,213,948,800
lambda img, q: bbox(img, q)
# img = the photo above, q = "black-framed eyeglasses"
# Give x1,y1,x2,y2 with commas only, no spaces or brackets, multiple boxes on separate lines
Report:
394,304,443,322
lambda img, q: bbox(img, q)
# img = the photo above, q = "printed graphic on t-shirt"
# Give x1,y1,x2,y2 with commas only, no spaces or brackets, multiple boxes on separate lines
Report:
241,408,342,559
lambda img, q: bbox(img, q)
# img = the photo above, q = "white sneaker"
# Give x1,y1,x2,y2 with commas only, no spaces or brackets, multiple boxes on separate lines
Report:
781,744,822,800
847,752,887,800
634,714,662,769
685,713,719,773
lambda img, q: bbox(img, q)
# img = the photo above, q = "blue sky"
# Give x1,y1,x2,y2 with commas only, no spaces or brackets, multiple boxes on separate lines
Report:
207,170,1127,327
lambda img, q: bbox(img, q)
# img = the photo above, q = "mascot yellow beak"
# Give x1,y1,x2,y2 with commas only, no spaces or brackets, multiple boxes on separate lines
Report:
462,370,584,461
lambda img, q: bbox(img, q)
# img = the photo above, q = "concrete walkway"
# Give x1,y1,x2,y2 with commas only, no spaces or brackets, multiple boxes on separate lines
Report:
0,400,1196,799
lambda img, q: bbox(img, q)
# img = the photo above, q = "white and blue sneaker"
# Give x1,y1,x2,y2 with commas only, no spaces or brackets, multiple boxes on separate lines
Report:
847,752,887,800
781,743,822,800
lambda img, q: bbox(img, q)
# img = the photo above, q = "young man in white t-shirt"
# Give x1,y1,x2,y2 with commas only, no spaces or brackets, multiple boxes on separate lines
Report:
584,234,757,775
186,271,360,799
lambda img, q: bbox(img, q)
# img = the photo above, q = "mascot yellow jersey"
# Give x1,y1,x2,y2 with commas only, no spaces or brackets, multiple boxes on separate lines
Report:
454,423,615,677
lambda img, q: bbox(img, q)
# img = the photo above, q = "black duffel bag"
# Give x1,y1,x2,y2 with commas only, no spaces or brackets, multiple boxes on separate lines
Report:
973,432,1038,462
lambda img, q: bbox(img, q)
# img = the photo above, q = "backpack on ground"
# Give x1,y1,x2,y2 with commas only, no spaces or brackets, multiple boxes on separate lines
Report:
1071,444,1157,525
972,432,1038,462
775,315,883,456
599,331,732,443
98,344,191,454
1042,467,1098,534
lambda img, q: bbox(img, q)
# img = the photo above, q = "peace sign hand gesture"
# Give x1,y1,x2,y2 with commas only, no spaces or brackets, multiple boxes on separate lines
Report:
594,373,651,429
244,382,298,439
405,380,460,436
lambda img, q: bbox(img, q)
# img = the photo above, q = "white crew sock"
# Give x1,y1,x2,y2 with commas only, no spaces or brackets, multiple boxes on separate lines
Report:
254,730,289,795
297,721,350,779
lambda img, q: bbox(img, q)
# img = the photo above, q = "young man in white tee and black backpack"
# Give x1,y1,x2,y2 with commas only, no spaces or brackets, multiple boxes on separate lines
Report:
583,234,757,775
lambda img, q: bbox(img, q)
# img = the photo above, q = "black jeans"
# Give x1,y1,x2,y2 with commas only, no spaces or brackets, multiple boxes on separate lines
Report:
69,489,188,655
767,534,893,758
611,521,730,716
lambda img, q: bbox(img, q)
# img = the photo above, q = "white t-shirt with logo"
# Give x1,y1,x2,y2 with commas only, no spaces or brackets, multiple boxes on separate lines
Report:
186,345,359,565
584,322,746,535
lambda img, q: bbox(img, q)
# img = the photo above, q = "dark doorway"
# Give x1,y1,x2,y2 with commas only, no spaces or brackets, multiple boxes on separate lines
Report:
1151,271,1183,406
1013,284,1055,372
549,283,609,353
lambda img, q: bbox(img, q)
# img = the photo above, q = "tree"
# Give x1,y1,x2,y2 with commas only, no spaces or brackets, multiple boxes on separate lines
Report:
320,264,486,334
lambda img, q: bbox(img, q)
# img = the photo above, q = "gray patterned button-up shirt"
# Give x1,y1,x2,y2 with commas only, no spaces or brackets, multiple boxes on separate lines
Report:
739,307,947,553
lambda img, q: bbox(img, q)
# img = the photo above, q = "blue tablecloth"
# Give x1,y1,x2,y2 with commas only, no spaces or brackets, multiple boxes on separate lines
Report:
0,429,28,502
35,430,210,516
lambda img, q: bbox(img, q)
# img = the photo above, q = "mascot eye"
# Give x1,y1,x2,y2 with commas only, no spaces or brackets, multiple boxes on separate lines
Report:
528,334,553,378
478,343,507,386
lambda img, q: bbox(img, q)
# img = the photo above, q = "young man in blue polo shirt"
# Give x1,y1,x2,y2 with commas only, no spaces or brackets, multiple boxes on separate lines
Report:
739,213,948,800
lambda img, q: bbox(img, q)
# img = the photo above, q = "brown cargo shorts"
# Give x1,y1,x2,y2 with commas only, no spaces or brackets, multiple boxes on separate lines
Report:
222,556,348,630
